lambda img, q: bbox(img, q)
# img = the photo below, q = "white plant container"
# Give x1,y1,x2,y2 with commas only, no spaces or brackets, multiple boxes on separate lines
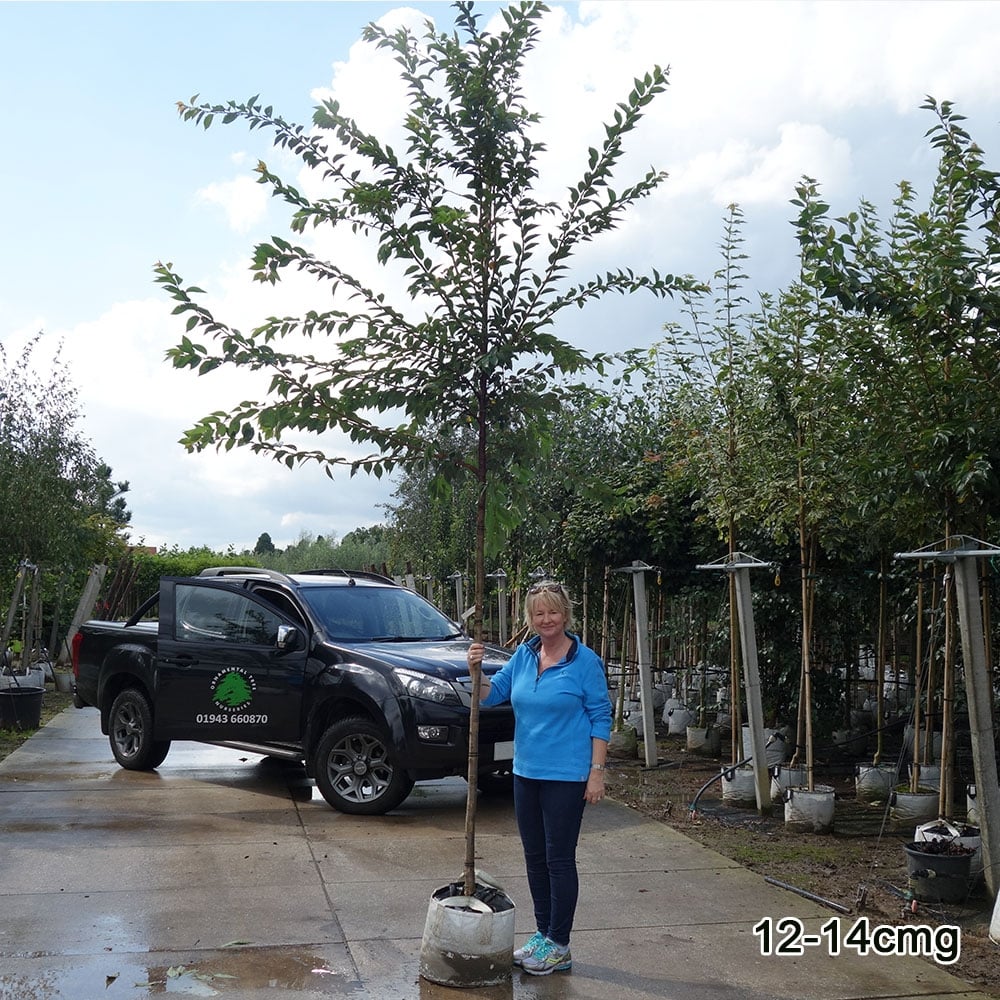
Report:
890,786,939,834
721,765,756,806
785,784,836,833
419,883,515,988
0,666,45,690
741,725,788,767
855,763,897,803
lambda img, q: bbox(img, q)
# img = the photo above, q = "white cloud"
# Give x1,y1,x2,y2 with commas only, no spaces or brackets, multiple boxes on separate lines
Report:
196,174,269,233
7,0,1000,555
666,123,853,207
122,442,389,553
792,1,1000,113
6,293,391,554
310,7,423,139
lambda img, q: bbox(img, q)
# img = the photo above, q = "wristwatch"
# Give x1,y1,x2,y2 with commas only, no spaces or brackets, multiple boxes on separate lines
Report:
590,763,605,771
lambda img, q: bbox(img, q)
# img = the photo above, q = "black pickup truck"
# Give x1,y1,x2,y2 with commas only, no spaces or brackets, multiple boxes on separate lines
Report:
72,567,514,815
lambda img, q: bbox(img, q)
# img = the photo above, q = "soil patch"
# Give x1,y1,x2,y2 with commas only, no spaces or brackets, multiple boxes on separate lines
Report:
604,728,1000,997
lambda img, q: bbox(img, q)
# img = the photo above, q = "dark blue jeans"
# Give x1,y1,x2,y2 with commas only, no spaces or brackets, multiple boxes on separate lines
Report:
513,775,588,948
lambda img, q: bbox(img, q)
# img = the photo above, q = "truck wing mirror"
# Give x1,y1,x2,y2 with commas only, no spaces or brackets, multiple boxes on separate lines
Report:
276,624,305,652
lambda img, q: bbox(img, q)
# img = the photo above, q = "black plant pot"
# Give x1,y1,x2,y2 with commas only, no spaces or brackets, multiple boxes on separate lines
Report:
904,841,974,903
0,686,43,731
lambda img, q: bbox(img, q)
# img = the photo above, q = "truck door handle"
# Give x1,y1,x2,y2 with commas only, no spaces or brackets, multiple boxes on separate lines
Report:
161,654,200,665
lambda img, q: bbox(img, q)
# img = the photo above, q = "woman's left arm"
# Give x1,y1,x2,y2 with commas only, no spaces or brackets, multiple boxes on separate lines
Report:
585,737,608,804
580,648,612,804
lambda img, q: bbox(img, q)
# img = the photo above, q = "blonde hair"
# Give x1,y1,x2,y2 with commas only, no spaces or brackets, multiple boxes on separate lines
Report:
524,580,575,633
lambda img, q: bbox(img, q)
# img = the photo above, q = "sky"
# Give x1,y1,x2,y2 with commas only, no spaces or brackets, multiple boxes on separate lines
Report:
2,0,999,554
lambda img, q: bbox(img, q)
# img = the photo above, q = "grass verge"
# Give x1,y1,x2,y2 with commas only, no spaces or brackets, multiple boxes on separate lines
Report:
0,688,76,761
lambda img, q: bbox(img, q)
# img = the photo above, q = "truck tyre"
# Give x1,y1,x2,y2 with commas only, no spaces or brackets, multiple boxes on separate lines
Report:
314,716,414,815
109,688,171,770
477,766,514,796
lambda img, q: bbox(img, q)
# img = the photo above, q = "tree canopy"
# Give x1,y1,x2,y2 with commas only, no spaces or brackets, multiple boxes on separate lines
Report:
0,335,131,590
156,0,697,626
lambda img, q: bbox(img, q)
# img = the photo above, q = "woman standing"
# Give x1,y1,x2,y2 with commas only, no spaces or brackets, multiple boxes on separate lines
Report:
468,580,612,976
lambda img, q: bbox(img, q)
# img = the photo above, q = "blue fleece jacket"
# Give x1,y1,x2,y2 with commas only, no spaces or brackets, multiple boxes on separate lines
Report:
482,632,612,782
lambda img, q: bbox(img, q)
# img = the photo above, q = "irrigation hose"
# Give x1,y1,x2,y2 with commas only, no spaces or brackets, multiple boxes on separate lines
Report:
764,876,852,914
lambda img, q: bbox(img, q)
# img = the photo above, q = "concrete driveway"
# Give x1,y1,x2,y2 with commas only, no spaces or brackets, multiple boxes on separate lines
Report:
0,705,991,999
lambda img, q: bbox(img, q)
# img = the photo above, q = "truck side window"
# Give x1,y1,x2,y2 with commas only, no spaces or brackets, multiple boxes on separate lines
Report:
253,587,306,628
175,585,283,646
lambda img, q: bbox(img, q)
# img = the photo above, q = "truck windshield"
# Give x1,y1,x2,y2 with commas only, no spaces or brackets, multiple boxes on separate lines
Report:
299,585,461,642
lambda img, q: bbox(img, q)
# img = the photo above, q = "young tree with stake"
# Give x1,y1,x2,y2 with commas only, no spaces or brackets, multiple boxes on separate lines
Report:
156,1,697,895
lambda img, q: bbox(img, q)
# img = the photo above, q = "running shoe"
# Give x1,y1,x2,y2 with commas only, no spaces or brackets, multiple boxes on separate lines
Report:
513,931,546,966
521,937,572,975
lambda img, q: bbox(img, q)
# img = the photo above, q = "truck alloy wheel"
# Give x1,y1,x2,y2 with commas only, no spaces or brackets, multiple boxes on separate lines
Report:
315,716,414,815
109,688,171,771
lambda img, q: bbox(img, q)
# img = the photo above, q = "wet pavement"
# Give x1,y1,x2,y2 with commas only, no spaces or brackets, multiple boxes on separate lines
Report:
0,705,992,1000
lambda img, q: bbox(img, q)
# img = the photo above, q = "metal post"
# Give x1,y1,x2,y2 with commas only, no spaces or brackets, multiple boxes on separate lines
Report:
897,537,1000,906
697,554,773,816
613,561,658,767
488,570,508,645
448,572,464,623
951,555,1000,897
731,566,772,815
56,564,107,665
1,562,29,657
633,566,658,768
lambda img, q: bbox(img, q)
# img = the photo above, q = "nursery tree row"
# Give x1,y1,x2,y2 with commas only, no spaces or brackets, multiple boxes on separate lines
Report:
385,100,1000,740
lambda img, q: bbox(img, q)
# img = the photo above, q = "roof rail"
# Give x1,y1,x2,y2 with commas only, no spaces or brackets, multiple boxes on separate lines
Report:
198,566,291,583
296,568,395,584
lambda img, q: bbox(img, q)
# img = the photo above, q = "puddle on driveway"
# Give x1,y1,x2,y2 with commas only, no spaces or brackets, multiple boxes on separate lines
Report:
0,950,569,1000
139,948,358,994
0,948,363,999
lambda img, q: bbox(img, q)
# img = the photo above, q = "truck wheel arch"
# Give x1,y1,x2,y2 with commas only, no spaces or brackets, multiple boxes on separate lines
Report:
303,693,385,775
303,667,406,771
99,672,154,734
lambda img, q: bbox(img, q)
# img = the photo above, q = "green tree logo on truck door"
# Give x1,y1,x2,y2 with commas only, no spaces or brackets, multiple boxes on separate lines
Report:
211,668,256,711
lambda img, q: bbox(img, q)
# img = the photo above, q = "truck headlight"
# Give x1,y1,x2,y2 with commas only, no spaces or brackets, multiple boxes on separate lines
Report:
395,668,461,706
